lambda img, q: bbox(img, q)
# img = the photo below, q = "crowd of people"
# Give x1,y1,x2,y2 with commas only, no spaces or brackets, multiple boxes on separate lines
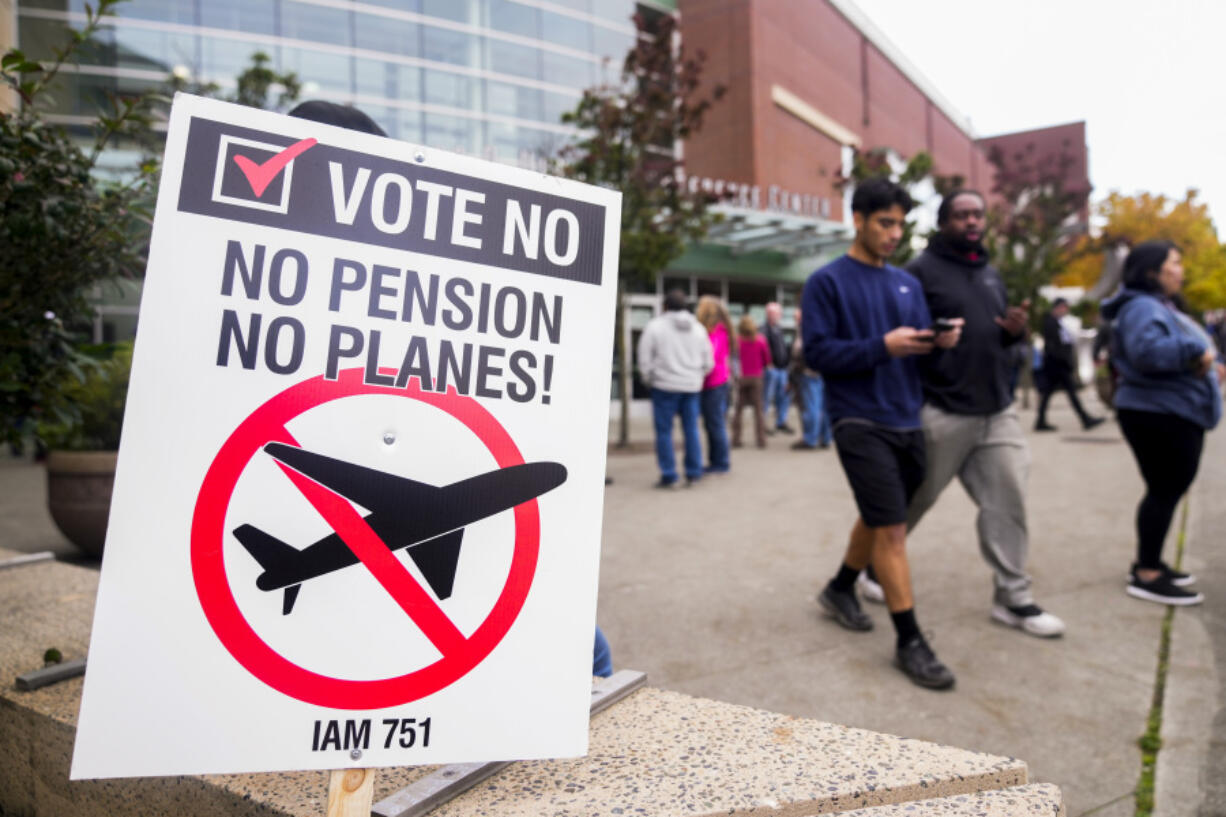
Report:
635,178,1222,691
637,295,838,487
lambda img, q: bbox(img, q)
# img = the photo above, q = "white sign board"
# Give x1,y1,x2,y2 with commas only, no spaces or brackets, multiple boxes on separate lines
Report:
71,94,620,779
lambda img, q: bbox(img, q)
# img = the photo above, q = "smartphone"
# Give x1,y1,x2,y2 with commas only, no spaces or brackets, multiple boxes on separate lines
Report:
932,317,957,334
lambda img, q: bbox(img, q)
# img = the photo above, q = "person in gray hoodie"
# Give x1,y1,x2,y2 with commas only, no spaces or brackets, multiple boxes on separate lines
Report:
637,290,714,488
1101,240,1222,605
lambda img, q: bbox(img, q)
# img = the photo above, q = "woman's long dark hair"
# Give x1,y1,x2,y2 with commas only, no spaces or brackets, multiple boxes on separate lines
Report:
1121,240,1180,293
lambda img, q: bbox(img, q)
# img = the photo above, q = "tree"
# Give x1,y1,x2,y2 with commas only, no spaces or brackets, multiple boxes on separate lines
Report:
554,11,724,447
834,146,962,265
1,0,155,450
231,52,301,111
1061,190,1226,310
983,141,1090,305
1,5,302,451
167,51,300,113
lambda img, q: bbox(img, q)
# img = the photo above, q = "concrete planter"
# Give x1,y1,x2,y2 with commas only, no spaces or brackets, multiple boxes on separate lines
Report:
46,450,117,557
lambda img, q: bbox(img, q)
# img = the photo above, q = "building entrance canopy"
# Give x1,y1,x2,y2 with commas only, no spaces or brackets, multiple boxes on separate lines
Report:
703,204,852,259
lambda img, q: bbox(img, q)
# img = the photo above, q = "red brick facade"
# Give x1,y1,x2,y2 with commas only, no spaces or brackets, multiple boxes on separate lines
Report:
678,0,1069,219
977,121,1092,218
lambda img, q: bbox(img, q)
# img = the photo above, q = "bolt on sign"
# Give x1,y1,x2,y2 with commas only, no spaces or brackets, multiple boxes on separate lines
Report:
71,94,620,779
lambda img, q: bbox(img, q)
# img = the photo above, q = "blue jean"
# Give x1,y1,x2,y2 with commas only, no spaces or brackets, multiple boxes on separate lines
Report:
651,388,703,483
593,626,613,678
700,383,731,471
800,373,831,447
764,367,790,426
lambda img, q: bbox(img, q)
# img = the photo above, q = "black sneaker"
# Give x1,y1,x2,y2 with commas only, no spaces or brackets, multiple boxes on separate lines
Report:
1162,562,1197,587
818,584,873,632
1127,571,1204,606
1128,562,1197,587
1083,416,1106,430
895,636,956,690
1034,422,1058,432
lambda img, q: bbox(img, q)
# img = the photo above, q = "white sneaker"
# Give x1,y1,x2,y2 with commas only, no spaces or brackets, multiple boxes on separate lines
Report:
857,571,885,604
991,604,1066,638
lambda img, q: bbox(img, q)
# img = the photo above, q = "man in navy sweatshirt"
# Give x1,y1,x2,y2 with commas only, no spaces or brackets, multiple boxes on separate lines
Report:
802,177,962,690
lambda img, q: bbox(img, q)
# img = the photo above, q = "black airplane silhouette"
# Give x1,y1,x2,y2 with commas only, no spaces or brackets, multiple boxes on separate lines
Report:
233,442,567,615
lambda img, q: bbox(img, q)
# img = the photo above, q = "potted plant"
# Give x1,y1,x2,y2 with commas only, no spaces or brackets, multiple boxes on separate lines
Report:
2,1,155,558
36,342,132,557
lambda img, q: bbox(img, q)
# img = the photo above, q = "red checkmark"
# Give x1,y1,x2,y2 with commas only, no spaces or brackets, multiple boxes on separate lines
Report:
232,137,318,198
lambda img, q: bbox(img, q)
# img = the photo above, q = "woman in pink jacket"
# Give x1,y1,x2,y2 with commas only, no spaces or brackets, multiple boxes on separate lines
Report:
733,314,771,448
696,296,734,472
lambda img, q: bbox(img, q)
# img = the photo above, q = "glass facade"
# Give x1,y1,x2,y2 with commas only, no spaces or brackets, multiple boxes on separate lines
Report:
14,0,666,342
16,0,649,168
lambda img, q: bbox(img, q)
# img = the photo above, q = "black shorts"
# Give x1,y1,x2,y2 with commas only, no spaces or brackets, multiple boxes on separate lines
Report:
832,422,926,527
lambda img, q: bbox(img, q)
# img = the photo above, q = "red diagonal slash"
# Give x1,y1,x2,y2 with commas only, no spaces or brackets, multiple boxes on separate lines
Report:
233,137,317,198
273,431,466,657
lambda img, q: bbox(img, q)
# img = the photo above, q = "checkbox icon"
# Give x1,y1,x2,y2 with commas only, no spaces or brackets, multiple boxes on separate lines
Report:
211,135,316,214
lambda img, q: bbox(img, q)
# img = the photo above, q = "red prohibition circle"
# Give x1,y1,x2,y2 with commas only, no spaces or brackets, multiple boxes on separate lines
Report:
191,368,539,709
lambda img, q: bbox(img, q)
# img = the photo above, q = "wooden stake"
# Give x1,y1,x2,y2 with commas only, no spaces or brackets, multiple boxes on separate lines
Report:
326,768,375,817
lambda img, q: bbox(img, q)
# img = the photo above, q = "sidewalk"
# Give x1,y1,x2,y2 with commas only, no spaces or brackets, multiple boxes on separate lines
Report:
0,454,90,564
1,392,1219,816
599,392,1220,817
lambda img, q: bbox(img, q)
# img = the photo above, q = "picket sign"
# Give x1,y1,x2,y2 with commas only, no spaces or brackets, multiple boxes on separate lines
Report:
70,93,621,784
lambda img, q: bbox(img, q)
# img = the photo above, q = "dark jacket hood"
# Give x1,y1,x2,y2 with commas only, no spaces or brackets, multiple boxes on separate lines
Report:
925,232,989,268
1101,287,1149,320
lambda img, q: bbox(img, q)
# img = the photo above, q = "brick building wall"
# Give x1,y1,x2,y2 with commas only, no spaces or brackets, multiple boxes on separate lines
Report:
1,0,15,113
978,121,1092,218
678,0,1029,218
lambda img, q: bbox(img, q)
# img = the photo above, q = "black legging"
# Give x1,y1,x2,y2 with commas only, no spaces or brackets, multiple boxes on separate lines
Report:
1117,408,1205,569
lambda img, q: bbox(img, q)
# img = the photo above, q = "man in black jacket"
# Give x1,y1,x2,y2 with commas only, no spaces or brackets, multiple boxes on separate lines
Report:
861,190,1066,638
1035,298,1104,431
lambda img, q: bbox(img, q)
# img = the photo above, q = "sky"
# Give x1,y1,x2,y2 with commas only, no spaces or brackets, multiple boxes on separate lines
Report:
849,0,1226,233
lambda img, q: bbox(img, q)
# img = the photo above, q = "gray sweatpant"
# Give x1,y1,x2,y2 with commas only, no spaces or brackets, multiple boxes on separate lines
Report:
906,403,1034,608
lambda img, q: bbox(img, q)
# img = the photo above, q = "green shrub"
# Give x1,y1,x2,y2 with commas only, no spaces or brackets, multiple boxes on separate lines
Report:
1,0,154,450
36,342,132,451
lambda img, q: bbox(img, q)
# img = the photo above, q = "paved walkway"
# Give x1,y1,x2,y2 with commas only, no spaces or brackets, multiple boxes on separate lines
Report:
0,453,93,565
2,391,1221,817
599,393,1222,817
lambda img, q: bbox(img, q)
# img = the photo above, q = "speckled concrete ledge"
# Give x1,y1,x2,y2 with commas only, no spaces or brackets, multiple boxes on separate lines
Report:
0,549,343,817
423,684,1027,817
836,783,1064,816
1,550,1045,817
